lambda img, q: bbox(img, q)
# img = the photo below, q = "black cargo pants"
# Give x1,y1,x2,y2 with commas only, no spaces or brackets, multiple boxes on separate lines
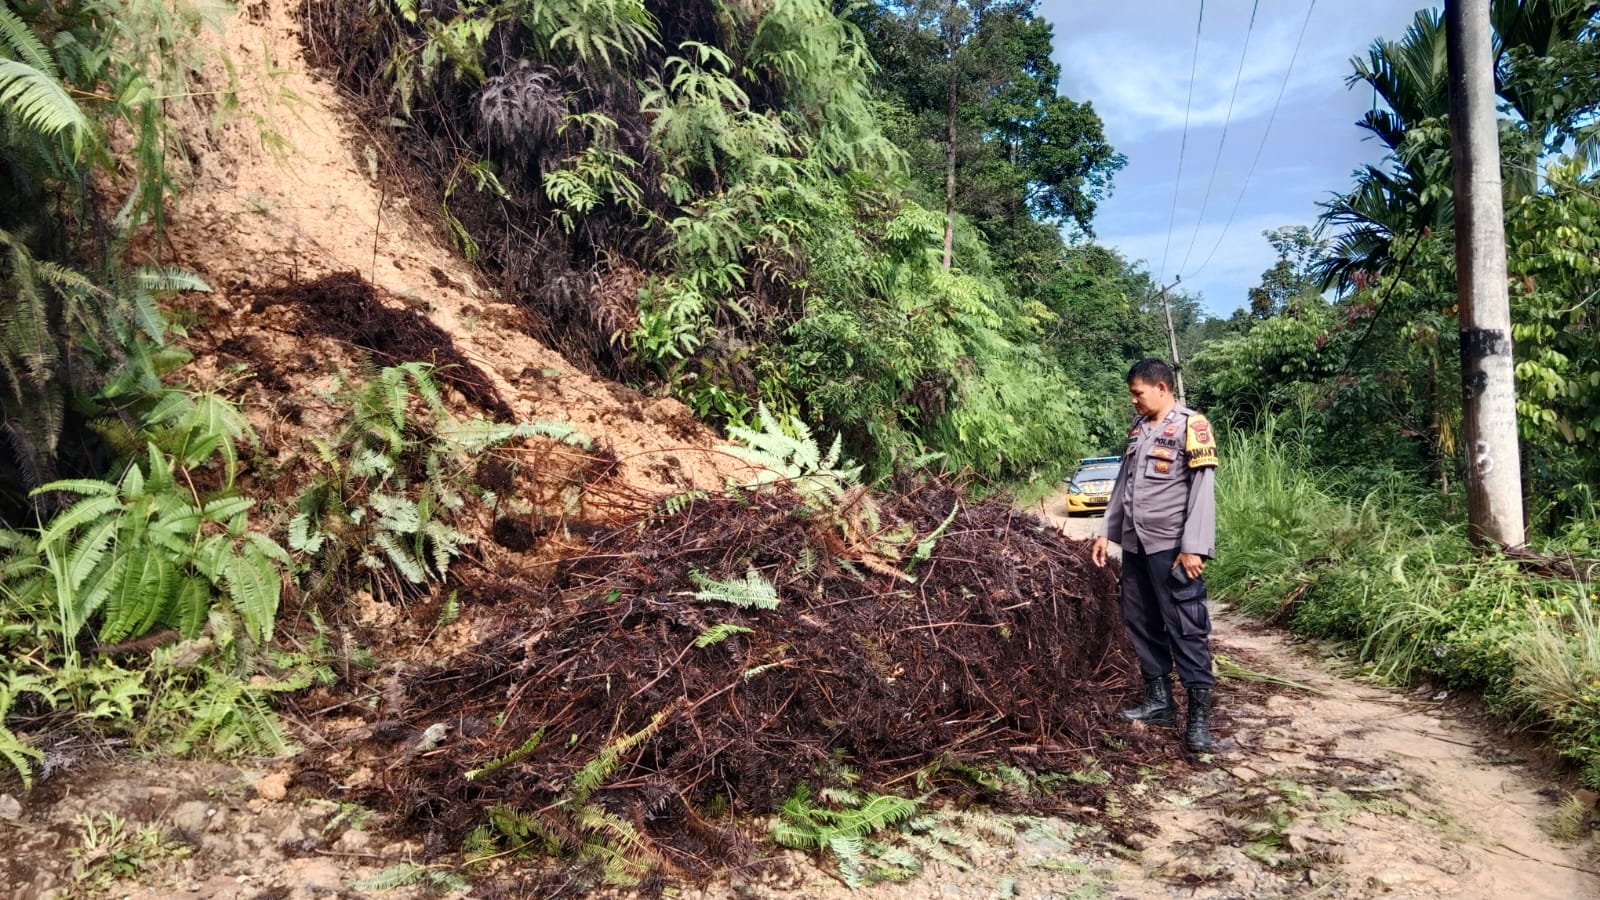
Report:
1120,547,1215,689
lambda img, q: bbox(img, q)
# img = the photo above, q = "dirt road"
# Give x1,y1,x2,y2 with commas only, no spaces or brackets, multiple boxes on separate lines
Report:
1023,502,1600,899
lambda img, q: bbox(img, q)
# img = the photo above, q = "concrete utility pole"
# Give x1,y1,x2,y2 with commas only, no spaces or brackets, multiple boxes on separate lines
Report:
1445,0,1526,548
1157,277,1187,407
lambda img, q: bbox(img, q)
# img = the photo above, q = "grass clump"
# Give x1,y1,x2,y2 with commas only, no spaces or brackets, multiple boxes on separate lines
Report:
1208,423,1600,787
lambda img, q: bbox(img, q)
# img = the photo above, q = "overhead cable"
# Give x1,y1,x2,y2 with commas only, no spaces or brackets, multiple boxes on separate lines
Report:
1177,0,1262,277
1158,0,1206,284
1189,0,1319,281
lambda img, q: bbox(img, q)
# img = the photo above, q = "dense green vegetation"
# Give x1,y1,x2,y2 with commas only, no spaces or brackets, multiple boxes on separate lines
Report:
1212,425,1600,785
1195,0,1600,787
300,0,1172,482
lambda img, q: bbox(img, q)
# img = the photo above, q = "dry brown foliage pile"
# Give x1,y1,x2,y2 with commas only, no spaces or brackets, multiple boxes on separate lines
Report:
295,477,1164,881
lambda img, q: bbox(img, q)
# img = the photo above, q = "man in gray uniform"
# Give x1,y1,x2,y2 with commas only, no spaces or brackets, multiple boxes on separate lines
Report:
1090,358,1219,753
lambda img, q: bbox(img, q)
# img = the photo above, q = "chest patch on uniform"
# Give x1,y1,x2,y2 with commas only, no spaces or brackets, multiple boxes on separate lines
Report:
1186,415,1218,468
1154,460,1172,474
1151,446,1175,460
1163,424,1178,436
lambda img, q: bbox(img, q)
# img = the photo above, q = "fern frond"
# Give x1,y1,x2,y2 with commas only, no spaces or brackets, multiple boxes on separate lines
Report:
224,543,282,643
828,833,868,887
372,530,428,584
370,491,422,534
911,502,961,567
903,831,973,869
694,622,752,648
568,704,676,802
0,58,90,150
688,567,779,610
132,266,212,295
466,727,546,781
354,863,470,892
0,6,56,75
98,545,175,643
655,489,708,520
166,574,210,637
0,678,46,788
287,512,325,554
574,804,654,885
33,491,119,543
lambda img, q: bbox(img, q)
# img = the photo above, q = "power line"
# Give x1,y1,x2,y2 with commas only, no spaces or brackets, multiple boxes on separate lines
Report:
1189,0,1318,282
1177,0,1261,277
1158,0,1206,284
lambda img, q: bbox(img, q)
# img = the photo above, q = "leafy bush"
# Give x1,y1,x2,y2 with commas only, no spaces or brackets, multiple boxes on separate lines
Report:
0,386,305,783
290,362,592,600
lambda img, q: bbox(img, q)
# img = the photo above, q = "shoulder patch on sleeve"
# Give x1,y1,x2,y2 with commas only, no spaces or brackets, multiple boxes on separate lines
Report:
1186,415,1218,468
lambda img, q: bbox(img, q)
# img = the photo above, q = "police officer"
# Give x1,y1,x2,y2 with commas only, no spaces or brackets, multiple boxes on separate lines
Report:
1090,358,1219,753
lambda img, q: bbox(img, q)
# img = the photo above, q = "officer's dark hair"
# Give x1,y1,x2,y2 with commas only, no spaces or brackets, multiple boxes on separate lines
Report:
1127,357,1174,390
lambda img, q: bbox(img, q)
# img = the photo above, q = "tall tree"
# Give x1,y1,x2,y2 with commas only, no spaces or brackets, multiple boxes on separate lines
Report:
1248,226,1328,318
858,1,1123,270
1319,1,1600,292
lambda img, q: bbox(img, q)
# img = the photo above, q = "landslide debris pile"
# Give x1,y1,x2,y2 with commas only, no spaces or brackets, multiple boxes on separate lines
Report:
299,478,1159,877
245,271,516,421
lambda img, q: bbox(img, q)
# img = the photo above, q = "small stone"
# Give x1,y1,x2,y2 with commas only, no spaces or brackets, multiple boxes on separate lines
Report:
172,800,212,842
275,818,308,847
334,828,372,854
254,772,291,802
0,793,21,821
295,858,345,893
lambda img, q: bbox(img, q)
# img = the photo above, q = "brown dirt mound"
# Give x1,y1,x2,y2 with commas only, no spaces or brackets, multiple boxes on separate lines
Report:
249,271,515,421
295,479,1163,883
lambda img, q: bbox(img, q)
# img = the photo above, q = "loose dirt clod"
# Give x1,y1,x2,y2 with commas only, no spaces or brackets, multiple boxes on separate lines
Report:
297,480,1165,883
251,271,517,421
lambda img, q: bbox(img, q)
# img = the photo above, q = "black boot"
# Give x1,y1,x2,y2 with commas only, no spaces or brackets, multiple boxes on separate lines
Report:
1120,676,1177,727
1184,687,1215,753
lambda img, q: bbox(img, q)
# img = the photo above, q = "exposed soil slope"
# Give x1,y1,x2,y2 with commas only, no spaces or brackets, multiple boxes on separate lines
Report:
162,0,738,500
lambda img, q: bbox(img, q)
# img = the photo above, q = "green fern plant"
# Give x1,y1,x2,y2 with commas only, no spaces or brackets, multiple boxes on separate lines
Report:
720,402,861,506
0,8,91,154
688,567,779,610
694,622,752,648
465,727,545,781
354,862,471,893
290,363,591,599
0,386,307,779
475,706,675,885
770,780,921,888
0,670,52,787
3,388,289,669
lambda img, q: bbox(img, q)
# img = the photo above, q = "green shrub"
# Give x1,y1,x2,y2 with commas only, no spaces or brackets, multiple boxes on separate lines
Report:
1211,422,1600,783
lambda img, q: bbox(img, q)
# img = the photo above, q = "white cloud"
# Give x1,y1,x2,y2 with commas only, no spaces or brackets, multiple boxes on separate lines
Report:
1062,11,1322,139
1037,0,1430,316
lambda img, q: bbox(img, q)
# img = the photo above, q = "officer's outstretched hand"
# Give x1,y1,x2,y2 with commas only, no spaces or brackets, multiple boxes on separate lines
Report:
1091,536,1108,568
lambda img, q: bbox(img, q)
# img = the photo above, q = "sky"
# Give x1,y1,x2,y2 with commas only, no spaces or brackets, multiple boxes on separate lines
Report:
1040,0,1432,317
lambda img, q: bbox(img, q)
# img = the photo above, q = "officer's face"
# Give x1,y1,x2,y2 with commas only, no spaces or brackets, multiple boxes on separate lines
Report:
1128,378,1169,417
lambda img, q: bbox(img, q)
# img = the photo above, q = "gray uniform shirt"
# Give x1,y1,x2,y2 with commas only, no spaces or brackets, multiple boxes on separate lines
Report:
1099,405,1217,557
